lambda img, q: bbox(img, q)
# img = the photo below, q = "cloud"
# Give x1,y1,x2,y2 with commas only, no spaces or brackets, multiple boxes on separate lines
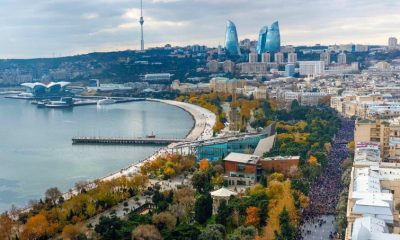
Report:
0,0,399,58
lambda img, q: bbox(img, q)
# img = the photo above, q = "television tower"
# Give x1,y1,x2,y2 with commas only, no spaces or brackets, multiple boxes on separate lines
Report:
139,0,144,51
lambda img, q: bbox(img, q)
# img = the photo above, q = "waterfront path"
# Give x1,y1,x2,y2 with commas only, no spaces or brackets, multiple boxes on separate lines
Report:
60,99,216,200
297,117,354,240
153,99,216,141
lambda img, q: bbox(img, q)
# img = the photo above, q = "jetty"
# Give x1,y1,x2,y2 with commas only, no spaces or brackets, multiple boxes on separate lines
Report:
72,136,186,145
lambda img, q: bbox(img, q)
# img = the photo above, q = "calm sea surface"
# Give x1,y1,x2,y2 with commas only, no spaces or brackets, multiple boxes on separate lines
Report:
0,98,193,212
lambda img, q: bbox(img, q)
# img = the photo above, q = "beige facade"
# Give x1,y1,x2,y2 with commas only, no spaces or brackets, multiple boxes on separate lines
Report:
354,120,390,159
207,60,220,72
254,86,268,100
209,77,246,94
223,60,236,73
239,62,269,74
330,94,388,119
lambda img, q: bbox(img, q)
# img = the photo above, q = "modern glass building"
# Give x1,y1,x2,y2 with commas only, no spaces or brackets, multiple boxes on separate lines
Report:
256,26,268,55
285,64,296,77
195,134,268,161
225,20,241,56
265,21,281,54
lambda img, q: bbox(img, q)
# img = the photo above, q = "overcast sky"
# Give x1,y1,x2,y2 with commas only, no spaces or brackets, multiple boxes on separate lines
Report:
0,0,399,59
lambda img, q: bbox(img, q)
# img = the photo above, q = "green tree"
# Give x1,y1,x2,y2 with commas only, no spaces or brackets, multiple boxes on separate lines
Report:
275,207,296,240
198,224,226,240
216,199,230,226
195,193,213,224
164,224,200,240
94,214,124,240
192,171,212,194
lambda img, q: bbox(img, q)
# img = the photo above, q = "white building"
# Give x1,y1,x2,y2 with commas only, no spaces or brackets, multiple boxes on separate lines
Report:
262,52,271,63
347,142,400,239
388,37,398,50
274,52,284,65
249,52,258,63
287,52,297,64
351,216,400,240
300,92,328,106
299,61,325,76
320,51,331,65
338,52,347,65
144,73,172,82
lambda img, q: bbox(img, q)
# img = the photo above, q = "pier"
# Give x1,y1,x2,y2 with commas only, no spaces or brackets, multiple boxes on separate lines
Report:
72,136,186,145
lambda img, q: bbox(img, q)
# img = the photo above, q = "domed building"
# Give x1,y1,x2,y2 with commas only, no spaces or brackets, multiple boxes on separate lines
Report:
21,82,71,97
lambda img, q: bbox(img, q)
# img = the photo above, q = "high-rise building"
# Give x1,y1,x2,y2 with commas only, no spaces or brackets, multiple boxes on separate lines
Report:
337,52,347,65
265,21,281,53
249,52,258,63
262,52,271,63
320,51,331,65
274,52,284,65
388,37,398,49
225,20,241,55
256,26,268,55
285,64,295,77
299,61,325,76
287,52,297,63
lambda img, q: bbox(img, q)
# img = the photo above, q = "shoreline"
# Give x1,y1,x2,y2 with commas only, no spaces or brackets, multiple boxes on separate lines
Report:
61,99,216,200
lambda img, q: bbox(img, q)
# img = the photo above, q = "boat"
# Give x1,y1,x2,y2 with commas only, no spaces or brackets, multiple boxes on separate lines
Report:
37,100,51,108
97,97,117,105
146,132,156,138
45,98,73,108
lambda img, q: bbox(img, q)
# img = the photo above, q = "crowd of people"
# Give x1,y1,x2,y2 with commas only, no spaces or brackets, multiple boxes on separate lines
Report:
297,118,355,239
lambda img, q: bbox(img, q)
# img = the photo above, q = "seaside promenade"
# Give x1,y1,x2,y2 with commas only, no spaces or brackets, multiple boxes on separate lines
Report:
61,99,216,200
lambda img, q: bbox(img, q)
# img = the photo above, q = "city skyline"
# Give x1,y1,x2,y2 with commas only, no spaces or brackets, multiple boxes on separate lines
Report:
0,0,399,59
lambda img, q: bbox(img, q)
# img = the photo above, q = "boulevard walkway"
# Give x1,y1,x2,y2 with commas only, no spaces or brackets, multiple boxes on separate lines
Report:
297,118,354,240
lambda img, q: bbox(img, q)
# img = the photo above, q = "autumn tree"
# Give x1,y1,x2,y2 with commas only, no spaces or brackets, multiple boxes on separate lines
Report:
212,174,224,187
62,224,85,240
21,213,57,240
347,141,355,153
152,211,177,230
199,159,210,171
131,224,162,240
245,206,261,227
307,155,318,165
264,180,298,240
268,173,285,183
0,213,15,240
170,187,195,223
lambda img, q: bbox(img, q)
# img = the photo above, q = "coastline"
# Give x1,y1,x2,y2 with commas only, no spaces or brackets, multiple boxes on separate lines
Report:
61,99,216,200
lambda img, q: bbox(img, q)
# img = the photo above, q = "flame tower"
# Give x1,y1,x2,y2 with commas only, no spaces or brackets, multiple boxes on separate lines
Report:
139,0,144,51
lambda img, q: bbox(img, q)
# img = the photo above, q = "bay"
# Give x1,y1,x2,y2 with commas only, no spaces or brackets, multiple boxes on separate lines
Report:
0,98,193,212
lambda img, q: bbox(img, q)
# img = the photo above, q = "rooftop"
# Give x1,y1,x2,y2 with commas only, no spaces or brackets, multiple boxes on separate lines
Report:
210,187,238,198
262,156,300,161
224,152,260,165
